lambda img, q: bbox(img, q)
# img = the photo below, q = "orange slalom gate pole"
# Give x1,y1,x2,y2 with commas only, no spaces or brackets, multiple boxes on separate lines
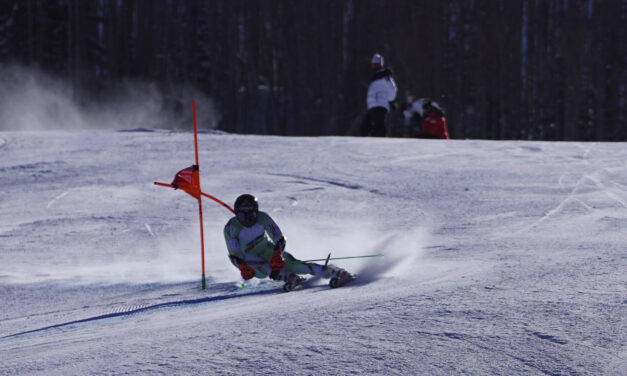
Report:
201,192,235,214
192,100,207,290
154,182,235,214
193,100,200,167
198,198,206,289
154,101,237,290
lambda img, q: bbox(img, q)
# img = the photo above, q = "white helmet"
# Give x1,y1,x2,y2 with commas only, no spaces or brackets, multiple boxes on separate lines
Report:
371,53,384,68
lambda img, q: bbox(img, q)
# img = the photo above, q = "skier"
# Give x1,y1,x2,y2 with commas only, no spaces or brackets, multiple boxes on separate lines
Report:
224,194,353,291
361,53,398,137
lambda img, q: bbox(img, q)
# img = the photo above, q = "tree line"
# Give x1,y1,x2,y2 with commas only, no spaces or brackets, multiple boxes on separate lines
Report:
0,0,624,140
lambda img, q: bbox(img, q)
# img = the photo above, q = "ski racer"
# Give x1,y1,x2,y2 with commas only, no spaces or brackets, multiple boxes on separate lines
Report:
224,194,352,291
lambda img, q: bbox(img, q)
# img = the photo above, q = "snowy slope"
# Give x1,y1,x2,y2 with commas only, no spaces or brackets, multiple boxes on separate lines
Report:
0,130,625,375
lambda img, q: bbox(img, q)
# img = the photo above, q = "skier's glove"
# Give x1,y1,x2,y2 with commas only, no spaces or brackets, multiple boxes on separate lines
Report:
238,264,256,280
269,250,285,272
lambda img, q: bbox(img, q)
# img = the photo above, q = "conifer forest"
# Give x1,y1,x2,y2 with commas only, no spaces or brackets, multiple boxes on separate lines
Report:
0,0,625,140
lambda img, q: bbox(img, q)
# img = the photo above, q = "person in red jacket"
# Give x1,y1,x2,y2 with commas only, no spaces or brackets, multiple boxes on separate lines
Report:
420,100,449,139
413,100,450,139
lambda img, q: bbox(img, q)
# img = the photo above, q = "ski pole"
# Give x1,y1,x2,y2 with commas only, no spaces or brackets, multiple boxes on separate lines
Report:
240,253,383,266
285,253,383,264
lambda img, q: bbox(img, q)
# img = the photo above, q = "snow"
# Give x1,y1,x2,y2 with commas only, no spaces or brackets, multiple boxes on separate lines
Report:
0,129,625,375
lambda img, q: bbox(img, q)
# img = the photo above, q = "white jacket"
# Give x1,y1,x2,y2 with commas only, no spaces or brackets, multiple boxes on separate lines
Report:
367,72,397,110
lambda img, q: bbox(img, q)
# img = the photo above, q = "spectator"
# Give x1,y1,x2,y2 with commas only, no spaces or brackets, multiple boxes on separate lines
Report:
361,53,397,137
408,98,450,139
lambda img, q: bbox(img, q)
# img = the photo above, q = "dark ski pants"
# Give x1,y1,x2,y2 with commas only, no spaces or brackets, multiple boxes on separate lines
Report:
362,107,388,137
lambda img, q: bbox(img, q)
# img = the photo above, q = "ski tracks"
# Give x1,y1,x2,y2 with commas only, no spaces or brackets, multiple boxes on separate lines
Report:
407,325,577,375
0,284,279,340
269,173,383,195
46,190,70,208
514,144,627,235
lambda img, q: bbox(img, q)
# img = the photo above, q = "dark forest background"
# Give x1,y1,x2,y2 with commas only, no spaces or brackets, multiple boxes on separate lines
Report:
0,0,625,140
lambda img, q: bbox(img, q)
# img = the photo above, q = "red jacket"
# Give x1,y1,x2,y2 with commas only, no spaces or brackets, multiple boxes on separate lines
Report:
422,110,449,139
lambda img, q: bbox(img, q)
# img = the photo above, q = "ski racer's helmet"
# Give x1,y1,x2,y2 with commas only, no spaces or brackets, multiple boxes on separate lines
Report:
371,53,384,69
234,194,258,227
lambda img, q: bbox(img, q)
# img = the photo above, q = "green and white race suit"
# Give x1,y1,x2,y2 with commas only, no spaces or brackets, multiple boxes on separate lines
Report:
223,211,318,279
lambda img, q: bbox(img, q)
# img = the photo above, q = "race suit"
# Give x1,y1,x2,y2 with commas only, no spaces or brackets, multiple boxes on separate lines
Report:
223,211,320,280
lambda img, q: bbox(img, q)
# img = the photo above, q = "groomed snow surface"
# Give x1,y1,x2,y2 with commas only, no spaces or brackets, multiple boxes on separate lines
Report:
0,130,625,375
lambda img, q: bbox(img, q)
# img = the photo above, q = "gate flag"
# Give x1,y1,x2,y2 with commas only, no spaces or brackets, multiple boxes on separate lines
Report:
172,165,201,199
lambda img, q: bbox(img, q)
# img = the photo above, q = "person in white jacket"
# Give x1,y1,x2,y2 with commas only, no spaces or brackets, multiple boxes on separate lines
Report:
362,53,397,137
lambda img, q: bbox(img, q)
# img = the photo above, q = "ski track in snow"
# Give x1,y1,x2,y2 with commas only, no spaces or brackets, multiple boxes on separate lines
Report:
1,284,280,340
0,131,625,376
513,173,594,235
512,145,627,236
269,172,384,195
2,276,384,342
46,190,70,208
144,223,155,237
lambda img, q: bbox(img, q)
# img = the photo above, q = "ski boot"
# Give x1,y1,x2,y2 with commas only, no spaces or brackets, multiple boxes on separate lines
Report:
283,273,306,292
324,264,355,288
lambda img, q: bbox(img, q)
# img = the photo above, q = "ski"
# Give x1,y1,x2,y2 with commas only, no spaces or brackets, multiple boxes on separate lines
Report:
242,252,370,292
283,275,306,292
